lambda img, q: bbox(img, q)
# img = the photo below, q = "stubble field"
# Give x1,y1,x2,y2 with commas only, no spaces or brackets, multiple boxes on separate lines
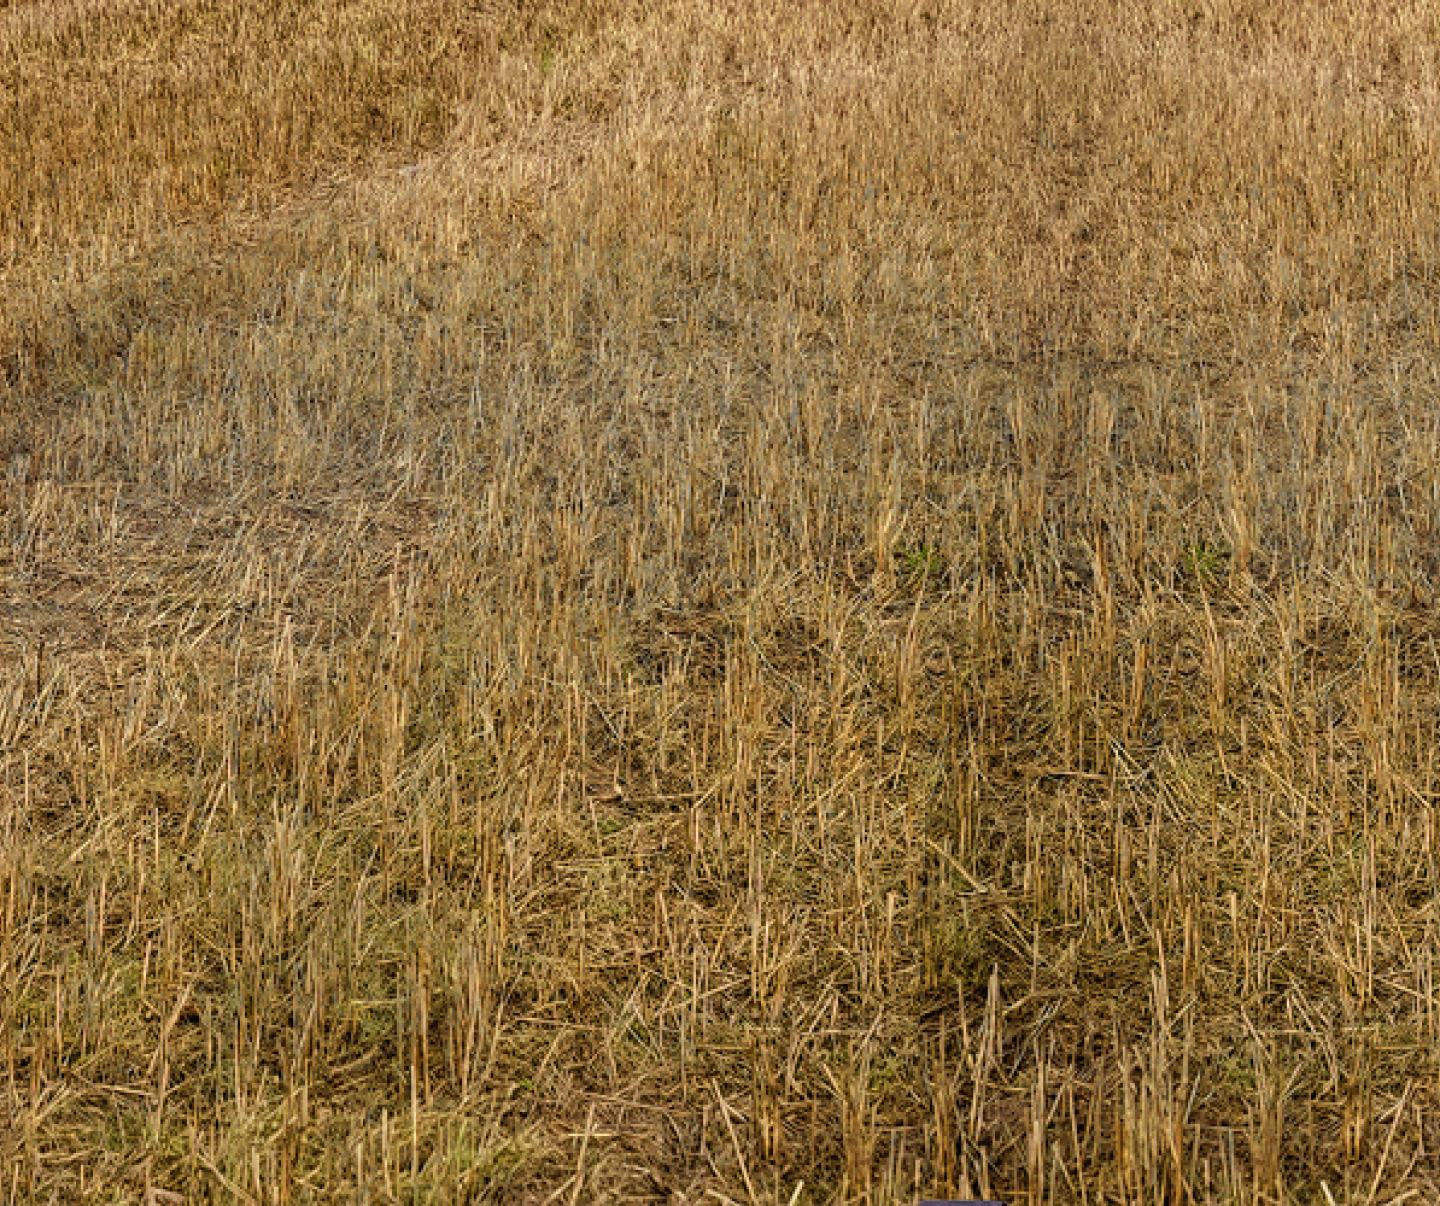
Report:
4,1,1440,1201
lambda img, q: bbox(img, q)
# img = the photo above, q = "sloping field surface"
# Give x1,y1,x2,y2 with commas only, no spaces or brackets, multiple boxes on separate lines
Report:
4,1,1440,1200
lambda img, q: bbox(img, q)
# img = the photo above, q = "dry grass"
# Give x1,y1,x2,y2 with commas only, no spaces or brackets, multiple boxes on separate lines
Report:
5,0,1440,1200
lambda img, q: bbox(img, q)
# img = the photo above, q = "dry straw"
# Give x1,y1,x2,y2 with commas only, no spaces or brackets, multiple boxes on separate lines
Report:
4,0,1440,1201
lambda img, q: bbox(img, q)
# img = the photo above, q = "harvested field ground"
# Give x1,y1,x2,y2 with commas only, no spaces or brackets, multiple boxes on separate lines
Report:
5,1,1440,1201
